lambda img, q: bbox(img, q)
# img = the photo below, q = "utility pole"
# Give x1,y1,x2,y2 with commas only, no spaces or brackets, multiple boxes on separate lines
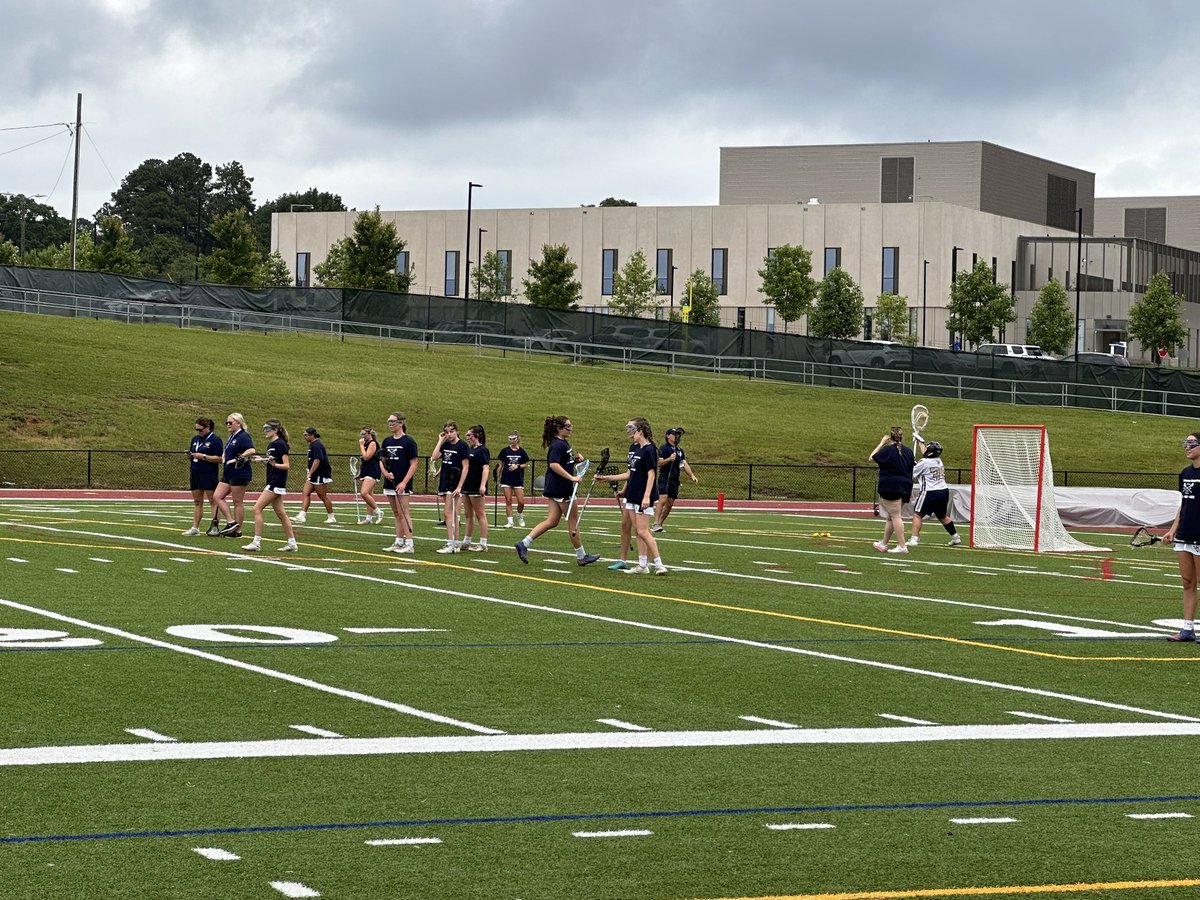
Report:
69,93,82,271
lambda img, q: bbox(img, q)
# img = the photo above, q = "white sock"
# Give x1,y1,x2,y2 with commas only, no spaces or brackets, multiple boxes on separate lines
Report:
639,555,648,566
521,536,532,548
653,557,663,567
576,547,586,559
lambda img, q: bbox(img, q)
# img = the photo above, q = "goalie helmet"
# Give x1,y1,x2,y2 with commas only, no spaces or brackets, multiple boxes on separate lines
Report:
923,441,943,458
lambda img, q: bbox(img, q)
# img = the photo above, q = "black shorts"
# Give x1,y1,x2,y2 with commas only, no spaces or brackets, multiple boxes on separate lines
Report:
878,490,908,502
915,489,950,520
657,480,680,500
190,471,218,492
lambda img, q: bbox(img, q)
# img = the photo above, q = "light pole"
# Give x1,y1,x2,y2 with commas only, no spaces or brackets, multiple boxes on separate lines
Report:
922,259,928,346
1074,207,1083,353
476,228,487,299
465,182,482,298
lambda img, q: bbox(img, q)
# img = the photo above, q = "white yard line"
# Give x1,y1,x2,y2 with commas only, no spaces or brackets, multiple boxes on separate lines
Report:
1127,812,1193,820
289,725,343,739
8,721,1200,767
125,728,177,742
342,628,448,634
5,558,28,563
572,829,652,838
739,715,800,729
0,596,503,736
878,714,939,726
143,568,168,574
597,718,652,732
766,823,835,830
7,523,1197,727
950,817,1018,825
270,882,320,898
1007,711,1074,724
193,847,240,861
365,837,443,846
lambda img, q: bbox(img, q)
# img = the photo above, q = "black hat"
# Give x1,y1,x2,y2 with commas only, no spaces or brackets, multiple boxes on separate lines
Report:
666,427,685,437
304,427,319,436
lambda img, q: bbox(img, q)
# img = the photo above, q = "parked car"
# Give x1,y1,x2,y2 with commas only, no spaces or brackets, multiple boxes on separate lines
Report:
976,343,1044,358
1059,351,1131,368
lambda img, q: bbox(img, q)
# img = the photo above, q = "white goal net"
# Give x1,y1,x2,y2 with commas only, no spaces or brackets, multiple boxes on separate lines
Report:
971,425,1108,552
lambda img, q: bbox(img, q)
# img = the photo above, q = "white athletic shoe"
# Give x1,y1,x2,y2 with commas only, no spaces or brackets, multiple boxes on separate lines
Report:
279,541,298,552
653,565,668,575
435,544,457,554
650,524,664,533
241,540,261,552
181,527,200,536
624,565,650,574
505,519,514,528
292,512,307,524
357,517,371,525
467,543,485,552
324,515,337,524
395,543,414,554
383,543,402,553
887,545,909,554
948,534,962,546
872,541,888,553
518,515,525,527
373,509,385,524
906,536,919,547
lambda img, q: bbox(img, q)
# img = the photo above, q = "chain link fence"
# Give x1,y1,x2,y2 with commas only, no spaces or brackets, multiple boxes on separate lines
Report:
0,450,1175,499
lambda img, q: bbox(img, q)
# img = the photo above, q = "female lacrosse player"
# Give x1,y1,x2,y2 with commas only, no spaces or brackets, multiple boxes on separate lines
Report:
293,427,335,525
357,427,382,525
431,421,470,553
462,425,491,551
1164,431,1200,641
651,427,698,533
242,420,298,552
495,431,530,528
185,417,222,536
907,440,960,547
213,413,255,538
514,415,600,567
870,426,915,554
597,417,666,575
380,413,419,553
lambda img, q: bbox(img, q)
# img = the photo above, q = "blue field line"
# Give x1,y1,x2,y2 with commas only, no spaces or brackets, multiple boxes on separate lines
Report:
6,793,1200,846
0,634,1164,654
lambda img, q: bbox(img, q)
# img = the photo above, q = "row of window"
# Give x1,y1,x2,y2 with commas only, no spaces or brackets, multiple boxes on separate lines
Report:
297,246,903,296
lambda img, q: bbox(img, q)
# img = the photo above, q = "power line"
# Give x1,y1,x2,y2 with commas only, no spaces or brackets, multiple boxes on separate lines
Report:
0,126,70,158
0,122,70,132
81,124,119,189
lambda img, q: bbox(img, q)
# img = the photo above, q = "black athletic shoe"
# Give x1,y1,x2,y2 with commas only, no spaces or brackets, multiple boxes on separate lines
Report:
578,553,601,567
222,528,242,539
515,541,528,564
218,521,239,536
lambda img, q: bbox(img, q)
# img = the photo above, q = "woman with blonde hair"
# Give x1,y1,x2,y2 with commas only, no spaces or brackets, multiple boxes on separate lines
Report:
380,413,419,553
870,425,916,554
242,420,298,553
213,412,255,538
356,426,383,525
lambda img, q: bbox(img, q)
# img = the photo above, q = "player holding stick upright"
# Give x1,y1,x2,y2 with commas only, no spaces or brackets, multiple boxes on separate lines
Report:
432,422,470,553
597,417,666,575
380,413,419,554
514,415,600,567
1165,430,1200,642
906,440,961,547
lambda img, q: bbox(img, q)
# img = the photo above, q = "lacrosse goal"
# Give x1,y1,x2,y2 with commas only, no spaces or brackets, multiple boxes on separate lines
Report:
970,425,1107,552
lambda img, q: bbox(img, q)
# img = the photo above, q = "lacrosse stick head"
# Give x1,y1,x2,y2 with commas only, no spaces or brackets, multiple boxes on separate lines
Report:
429,455,442,475
597,447,610,472
1130,527,1162,547
911,404,930,433
349,457,359,479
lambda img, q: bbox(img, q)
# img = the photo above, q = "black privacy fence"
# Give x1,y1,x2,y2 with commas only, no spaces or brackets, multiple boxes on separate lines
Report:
3,266,1199,418
0,451,1175,501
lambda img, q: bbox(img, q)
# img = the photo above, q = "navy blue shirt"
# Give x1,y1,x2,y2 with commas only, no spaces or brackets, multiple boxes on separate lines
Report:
657,441,686,485
625,443,660,509
381,435,418,489
872,442,915,497
190,431,222,479
1178,465,1200,543
497,446,530,488
359,439,381,480
438,438,470,493
222,429,254,482
265,438,290,490
543,438,576,499
465,444,491,493
307,439,331,481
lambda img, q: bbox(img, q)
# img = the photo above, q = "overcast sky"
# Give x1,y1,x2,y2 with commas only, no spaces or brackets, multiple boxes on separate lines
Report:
6,0,1200,222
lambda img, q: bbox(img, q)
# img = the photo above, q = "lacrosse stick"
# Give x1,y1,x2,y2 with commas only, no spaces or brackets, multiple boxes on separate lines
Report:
1130,526,1170,547
910,404,930,444
349,457,361,523
573,447,610,528
564,456,592,522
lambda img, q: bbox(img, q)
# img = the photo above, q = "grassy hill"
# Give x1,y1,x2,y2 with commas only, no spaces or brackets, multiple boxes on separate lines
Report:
0,310,1189,475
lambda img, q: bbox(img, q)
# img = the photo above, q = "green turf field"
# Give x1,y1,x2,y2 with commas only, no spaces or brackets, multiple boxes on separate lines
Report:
2,497,1198,899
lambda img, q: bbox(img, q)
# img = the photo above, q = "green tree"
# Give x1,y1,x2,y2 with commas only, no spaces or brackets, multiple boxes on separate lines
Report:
0,195,70,255
204,209,262,286
1128,271,1188,360
251,189,346,255
108,153,213,269
946,260,1015,348
471,250,513,302
24,229,97,270
0,238,18,265
608,249,658,317
809,268,865,339
678,270,721,326
757,244,818,327
598,197,637,207
1026,277,1074,355
874,293,915,344
522,244,582,309
209,161,256,221
91,215,143,275
312,208,411,291
259,251,293,288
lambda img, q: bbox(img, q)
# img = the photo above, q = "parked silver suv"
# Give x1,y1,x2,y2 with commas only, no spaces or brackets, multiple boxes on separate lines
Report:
976,343,1044,358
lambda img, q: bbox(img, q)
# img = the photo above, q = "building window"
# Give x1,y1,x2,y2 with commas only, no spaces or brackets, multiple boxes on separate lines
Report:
1046,174,1077,231
825,247,841,275
765,306,776,333
712,248,728,295
395,251,409,277
444,250,459,297
909,307,919,339
882,247,899,295
656,248,674,294
881,157,914,203
602,249,618,296
497,250,512,295
863,309,874,340
1125,207,1167,244
296,252,310,289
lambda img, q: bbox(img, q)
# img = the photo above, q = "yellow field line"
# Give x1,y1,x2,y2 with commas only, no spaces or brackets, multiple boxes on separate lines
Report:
1,519,1190,663
695,876,1200,900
